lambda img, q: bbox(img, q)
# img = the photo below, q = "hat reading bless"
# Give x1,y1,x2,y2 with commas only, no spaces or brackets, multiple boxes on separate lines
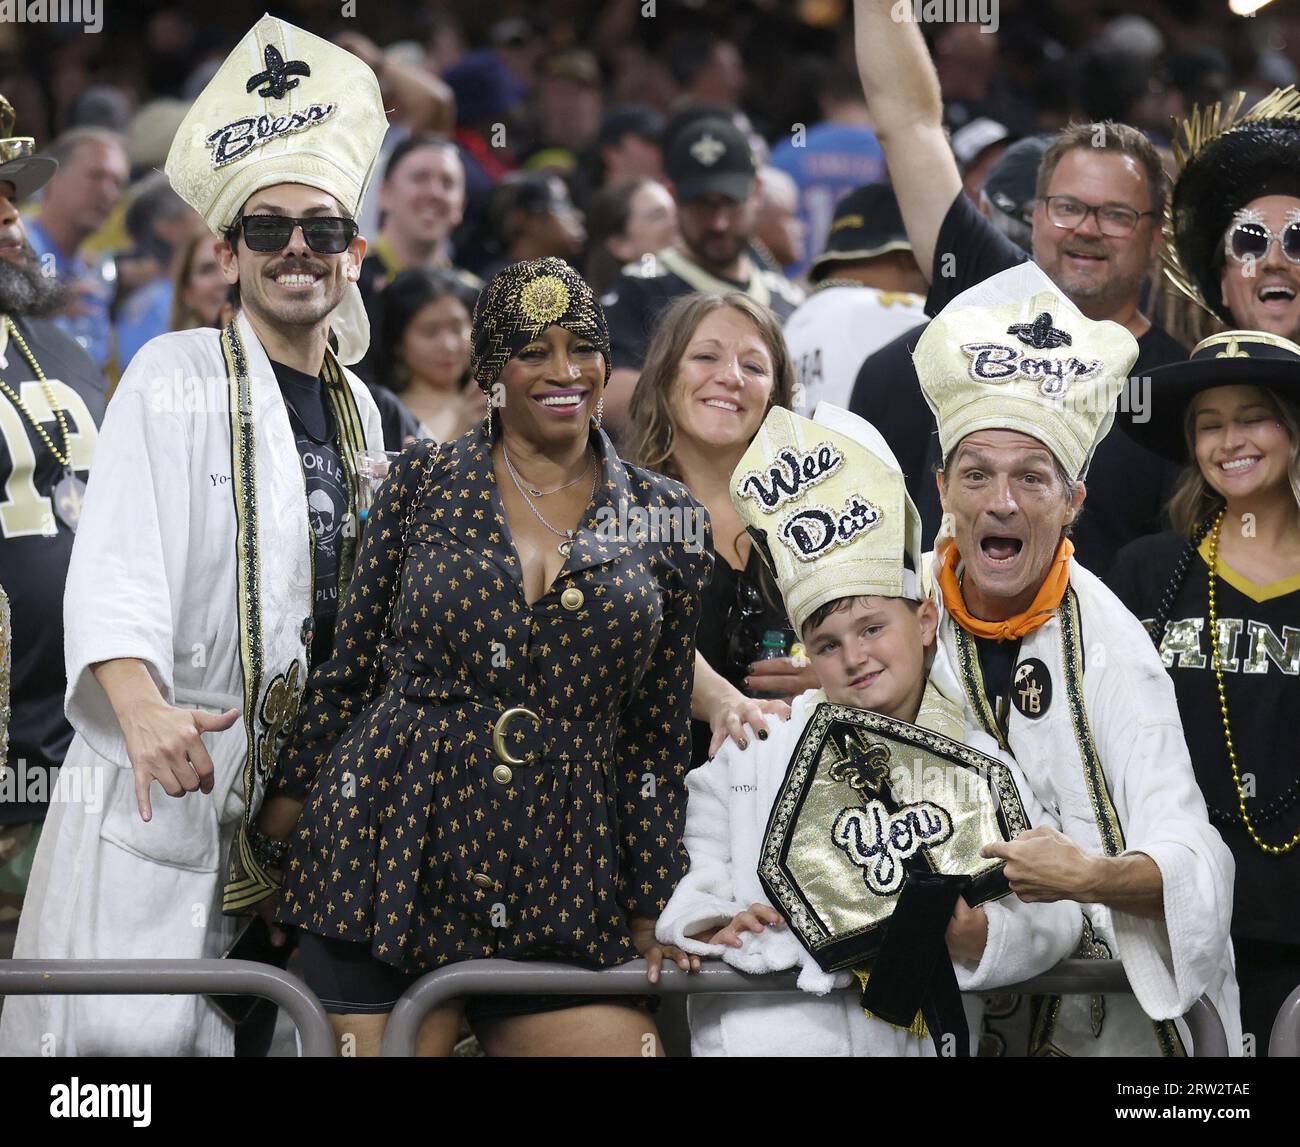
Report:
164,15,387,363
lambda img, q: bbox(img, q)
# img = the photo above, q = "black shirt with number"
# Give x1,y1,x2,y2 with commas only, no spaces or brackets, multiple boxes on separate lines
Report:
850,192,1185,579
0,315,106,823
270,360,350,670
1108,530,1300,946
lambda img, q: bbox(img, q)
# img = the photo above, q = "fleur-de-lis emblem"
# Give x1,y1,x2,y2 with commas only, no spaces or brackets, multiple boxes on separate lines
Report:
246,44,312,100
1007,311,1072,350
1215,337,1251,359
689,132,726,166
827,731,892,795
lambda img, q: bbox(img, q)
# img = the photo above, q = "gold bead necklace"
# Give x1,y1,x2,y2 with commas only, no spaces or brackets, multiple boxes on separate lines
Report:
1206,508,1300,854
0,316,72,467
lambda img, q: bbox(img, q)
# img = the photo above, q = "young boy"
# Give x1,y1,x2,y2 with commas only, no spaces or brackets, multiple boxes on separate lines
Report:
656,403,1081,1057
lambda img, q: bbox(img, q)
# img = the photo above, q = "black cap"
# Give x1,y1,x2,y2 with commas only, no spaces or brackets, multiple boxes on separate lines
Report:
665,116,755,203
808,184,911,282
597,104,665,150
1117,331,1300,462
983,135,1053,223
950,117,1011,173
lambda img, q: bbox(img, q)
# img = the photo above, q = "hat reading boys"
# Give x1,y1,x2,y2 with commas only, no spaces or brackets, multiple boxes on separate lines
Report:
913,261,1139,480
164,14,387,363
730,401,923,636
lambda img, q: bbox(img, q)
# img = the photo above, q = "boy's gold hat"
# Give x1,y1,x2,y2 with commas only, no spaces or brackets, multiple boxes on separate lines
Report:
730,403,921,635
913,262,1138,479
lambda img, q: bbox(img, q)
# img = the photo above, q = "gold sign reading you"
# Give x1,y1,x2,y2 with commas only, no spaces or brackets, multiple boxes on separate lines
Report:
759,704,1028,970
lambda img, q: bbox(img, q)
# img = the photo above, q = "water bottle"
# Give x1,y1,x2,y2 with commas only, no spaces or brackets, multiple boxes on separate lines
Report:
750,629,790,699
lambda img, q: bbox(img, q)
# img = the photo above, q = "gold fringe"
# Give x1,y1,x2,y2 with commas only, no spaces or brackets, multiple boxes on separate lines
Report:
853,966,929,1040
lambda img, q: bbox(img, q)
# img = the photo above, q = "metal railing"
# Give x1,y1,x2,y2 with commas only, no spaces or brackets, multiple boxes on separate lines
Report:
380,957,1229,1057
1270,983,1300,1058
0,959,336,1057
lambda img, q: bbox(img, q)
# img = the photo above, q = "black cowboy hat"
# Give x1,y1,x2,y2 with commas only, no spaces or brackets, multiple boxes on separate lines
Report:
808,184,911,283
1118,330,1300,462
1166,88,1300,324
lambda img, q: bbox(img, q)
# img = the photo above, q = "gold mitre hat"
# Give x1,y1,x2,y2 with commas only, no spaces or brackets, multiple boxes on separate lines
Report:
731,403,922,636
165,14,385,233
913,262,1138,479
165,15,386,363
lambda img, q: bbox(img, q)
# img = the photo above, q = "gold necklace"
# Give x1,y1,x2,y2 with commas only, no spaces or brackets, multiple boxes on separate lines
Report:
1207,508,1300,854
0,316,72,466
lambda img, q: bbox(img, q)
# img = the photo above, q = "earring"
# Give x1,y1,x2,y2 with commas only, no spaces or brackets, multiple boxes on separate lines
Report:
593,395,604,429
486,401,493,438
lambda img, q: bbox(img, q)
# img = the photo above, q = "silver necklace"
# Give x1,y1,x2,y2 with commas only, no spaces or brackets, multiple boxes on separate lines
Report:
501,441,598,555
511,458,591,497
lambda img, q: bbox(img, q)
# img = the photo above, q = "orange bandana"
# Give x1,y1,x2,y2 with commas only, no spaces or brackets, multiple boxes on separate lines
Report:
938,537,1074,642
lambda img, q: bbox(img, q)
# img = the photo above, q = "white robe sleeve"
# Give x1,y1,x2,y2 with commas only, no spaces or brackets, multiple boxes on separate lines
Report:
63,364,192,769
1106,716,1235,1020
953,732,1083,991
655,741,746,955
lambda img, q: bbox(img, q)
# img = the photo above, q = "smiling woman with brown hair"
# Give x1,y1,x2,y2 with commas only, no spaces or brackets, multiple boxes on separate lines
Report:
255,257,713,1056
1110,331,1300,1053
625,291,818,763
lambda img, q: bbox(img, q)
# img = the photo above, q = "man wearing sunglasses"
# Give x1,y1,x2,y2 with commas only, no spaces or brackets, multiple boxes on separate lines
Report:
0,17,388,1059
848,0,1184,581
1164,88,1300,342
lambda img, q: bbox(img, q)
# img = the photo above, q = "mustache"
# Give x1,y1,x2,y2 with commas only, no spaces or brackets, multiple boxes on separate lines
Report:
266,257,328,277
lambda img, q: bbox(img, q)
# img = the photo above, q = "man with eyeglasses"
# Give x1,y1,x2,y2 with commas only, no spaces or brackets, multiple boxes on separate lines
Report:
848,0,1184,579
1163,87,1300,342
0,17,387,1058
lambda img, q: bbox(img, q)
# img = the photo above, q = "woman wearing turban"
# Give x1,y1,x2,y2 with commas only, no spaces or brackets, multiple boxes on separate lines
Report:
256,258,713,1055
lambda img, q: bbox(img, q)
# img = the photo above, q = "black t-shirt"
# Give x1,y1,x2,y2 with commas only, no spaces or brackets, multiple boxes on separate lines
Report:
691,542,794,768
601,252,802,372
270,360,348,667
0,316,106,822
1108,531,1300,946
973,634,1022,733
367,381,419,451
850,192,1185,579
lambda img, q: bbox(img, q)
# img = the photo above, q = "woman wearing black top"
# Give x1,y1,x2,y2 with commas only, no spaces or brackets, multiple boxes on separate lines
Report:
256,258,712,1055
1109,331,1300,1054
625,291,819,766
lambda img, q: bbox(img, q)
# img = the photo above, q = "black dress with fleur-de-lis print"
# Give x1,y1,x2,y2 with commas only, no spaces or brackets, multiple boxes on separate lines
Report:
274,423,713,973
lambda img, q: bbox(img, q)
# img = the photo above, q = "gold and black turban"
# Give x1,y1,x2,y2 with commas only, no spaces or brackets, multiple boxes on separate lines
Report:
470,257,611,394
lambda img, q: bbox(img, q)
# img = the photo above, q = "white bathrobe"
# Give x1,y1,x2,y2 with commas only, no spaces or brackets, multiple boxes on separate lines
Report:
935,557,1241,1057
0,311,382,1057
658,647,1082,1058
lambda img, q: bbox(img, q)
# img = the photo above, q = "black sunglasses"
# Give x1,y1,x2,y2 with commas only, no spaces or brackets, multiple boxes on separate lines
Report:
234,214,359,254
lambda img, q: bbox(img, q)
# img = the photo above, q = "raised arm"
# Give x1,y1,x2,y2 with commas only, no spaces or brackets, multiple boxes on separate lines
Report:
852,0,962,278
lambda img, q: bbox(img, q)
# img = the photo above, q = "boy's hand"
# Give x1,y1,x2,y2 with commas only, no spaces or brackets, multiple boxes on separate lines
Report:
945,896,988,963
709,902,784,948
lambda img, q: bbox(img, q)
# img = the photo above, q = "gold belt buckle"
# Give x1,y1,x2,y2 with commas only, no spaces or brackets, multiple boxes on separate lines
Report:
492,706,541,765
